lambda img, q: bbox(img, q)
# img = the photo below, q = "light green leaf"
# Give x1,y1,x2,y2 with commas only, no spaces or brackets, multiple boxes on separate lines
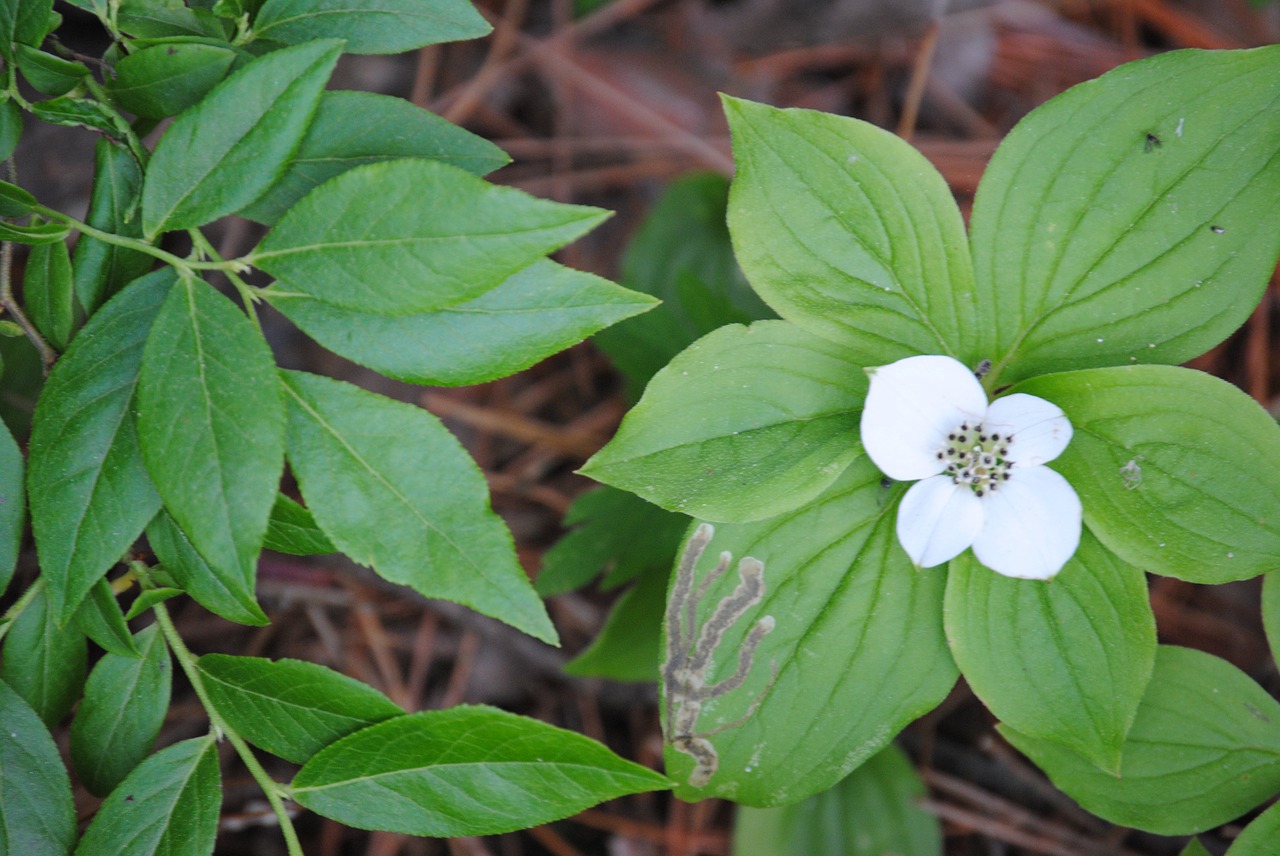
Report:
536,485,686,596
264,493,336,556
661,462,957,805
239,89,508,225
123,586,183,621
29,96,123,135
72,139,153,314
292,705,670,836
0,219,69,245
197,654,404,764
734,744,941,856
146,509,268,625
140,38,342,236
1002,646,1280,835
280,371,556,643
945,530,1156,773
0,417,22,595
23,237,75,351
1227,799,1280,855
75,577,143,657
137,276,284,597
1180,840,1214,856
251,159,607,315
252,0,488,54
107,42,238,119
74,736,220,856
972,47,1280,385
0,678,76,855
0,584,87,726
1015,365,1280,583
563,562,666,682
71,624,171,796
722,95,976,364
28,270,171,622
582,320,864,523
0,179,35,217
116,0,225,38
267,259,656,386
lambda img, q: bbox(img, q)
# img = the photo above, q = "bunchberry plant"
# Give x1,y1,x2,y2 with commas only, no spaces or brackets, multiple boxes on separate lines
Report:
0,0,675,850
582,45,1280,847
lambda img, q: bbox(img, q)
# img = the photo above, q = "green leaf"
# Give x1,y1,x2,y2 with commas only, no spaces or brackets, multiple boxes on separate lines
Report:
0,584,87,726
107,42,238,119
0,678,76,855
15,44,89,96
582,320,864,523
0,179,36,216
197,654,404,763
1264,571,1280,669
73,139,153,314
123,586,183,620
0,218,69,244
251,159,607,315
146,509,268,625
292,705,670,836
1227,799,1280,855
74,736,220,856
661,462,957,805
945,530,1156,773
267,259,656,386
23,235,74,351
137,277,284,597
0,417,22,594
29,271,169,622
30,96,123,135
1015,365,1280,584
116,0,226,38
0,0,52,61
537,486,686,596
264,493,336,555
239,89,509,225
140,38,342,236
721,95,976,364
563,562,667,682
1001,646,1280,835
733,744,941,856
252,0,489,54
71,624,171,796
75,577,143,657
280,371,556,643
1180,840,1214,856
972,47,1280,385
0,98,23,161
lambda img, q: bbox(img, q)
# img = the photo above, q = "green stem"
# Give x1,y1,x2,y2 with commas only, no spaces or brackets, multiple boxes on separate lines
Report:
0,578,45,644
81,77,149,165
34,207,249,275
0,161,58,370
187,229,265,335
139,566,304,856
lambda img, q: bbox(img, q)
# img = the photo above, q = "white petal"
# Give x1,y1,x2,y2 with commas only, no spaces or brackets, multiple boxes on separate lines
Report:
896,475,983,568
984,393,1073,466
971,466,1082,580
861,355,988,480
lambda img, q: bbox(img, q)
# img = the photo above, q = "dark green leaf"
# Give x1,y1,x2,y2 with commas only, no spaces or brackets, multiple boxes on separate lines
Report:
107,42,238,119
1015,366,1280,584
537,486,686,596
252,0,488,54
146,509,268,626
23,236,75,351
251,159,607,315
0,218,69,244
0,0,52,61
123,586,183,620
116,0,227,39
264,493,336,555
281,371,556,643
0,417,22,594
140,38,342,236
0,584,87,726
15,44,89,96
946,530,1156,772
137,277,284,598
0,678,76,855
197,654,403,763
75,577,143,657
582,320,864,523
563,562,666,682
972,47,1280,385
0,179,36,216
722,95,976,364
734,744,941,856
660,463,957,805
29,96,122,135
1227,800,1280,855
73,140,153,314
0,98,23,161
28,270,170,622
292,706,670,836
1263,571,1280,669
267,259,656,386
240,89,508,225
74,736,220,856
1002,646,1280,835
71,624,171,796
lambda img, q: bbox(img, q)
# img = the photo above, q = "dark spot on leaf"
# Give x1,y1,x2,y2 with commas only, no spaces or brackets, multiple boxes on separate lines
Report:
1210,225,1225,234
1246,703,1272,724
125,794,134,802
1144,132,1161,153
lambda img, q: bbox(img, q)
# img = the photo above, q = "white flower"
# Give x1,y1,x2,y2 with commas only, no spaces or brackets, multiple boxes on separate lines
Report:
860,355,1081,580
